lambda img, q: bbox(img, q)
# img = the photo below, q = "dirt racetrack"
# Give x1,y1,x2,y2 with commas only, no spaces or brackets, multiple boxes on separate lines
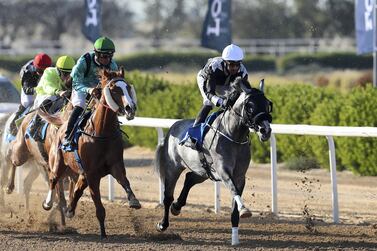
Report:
0,146,377,250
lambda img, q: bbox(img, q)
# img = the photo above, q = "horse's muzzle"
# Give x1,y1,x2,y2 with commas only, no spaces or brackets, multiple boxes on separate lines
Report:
257,120,271,142
124,105,135,120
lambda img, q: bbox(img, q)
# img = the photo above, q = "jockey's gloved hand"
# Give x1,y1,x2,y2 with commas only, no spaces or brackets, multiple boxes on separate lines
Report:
221,99,230,109
89,87,102,99
215,97,224,107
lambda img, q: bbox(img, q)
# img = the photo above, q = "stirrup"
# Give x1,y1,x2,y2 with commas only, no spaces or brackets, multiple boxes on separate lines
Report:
61,138,75,152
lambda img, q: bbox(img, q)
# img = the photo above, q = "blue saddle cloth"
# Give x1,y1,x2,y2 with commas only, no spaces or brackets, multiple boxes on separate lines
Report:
25,120,49,142
5,106,31,143
179,111,222,149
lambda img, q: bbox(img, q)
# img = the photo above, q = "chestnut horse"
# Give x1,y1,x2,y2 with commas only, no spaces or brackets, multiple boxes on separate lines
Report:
43,68,140,239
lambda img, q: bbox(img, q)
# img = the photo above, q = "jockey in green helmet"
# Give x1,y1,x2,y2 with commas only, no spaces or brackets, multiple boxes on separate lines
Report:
61,36,118,150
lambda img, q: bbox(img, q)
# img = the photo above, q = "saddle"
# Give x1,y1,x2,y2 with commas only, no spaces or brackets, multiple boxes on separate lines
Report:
179,111,222,151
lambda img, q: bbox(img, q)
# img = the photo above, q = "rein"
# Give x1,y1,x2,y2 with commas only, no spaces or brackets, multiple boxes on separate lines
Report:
207,124,249,145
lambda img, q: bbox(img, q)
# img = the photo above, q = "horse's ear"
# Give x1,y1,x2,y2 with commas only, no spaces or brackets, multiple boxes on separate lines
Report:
103,68,111,79
119,66,125,78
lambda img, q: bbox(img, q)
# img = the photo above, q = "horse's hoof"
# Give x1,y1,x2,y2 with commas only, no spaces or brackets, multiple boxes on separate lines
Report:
239,207,252,218
170,203,181,216
128,198,141,209
156,222,167,232
65,209,75,218
231,239,240,246
42,200,53,211
5,186,14,194
100,234,108,241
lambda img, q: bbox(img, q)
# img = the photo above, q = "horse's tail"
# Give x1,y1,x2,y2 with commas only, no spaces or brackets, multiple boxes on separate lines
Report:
154,138,166,182
38,110,65,127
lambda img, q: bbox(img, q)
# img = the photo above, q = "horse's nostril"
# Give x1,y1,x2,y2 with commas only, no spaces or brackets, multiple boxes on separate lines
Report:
260,128,266,134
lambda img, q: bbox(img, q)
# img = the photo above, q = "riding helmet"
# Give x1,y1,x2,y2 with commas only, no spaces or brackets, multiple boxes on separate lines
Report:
33,53,52,70
222,44,244,62
94,37,115,53
56,55,76,72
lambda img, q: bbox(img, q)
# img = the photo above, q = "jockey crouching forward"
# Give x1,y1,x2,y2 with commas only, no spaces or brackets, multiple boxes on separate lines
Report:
29,55,76,141
9,53,52,135
184,44,251,149
61,36,118,150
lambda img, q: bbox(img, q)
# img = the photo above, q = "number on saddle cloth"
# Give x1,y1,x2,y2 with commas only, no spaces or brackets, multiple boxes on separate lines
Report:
179,111,222,149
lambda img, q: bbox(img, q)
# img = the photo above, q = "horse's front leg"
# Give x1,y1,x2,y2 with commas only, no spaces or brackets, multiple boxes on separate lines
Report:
230,177,246,245
87,175,107,240
110,163,140,209
171,172,206,216
217,166,251,218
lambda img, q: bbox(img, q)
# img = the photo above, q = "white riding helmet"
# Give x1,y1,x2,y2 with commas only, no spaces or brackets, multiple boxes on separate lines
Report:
222,44,244,61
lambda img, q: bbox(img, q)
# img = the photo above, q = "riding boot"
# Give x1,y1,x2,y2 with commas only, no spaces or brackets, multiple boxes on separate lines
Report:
61,106,84,149
29,114,43,141
9,104,26,135
192,105,212,127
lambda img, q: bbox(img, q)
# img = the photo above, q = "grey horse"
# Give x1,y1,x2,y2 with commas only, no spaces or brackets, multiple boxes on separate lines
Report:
155,78,272,245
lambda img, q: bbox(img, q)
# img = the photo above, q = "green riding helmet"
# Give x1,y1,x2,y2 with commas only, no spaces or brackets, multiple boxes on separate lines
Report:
94,37,115,53
56,55,76,72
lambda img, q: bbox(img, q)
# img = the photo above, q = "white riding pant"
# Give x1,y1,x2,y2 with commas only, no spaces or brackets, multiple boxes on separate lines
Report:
71,90,87,108
20,89,35,108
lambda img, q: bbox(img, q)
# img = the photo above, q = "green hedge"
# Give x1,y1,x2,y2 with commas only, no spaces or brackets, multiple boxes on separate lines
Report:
116,51,276,72
278,52,372,72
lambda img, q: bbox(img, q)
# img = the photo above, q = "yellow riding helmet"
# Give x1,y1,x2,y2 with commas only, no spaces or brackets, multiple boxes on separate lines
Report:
56,55,76,72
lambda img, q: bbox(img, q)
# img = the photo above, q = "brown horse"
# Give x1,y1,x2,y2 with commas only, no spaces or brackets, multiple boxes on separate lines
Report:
43,67,141,239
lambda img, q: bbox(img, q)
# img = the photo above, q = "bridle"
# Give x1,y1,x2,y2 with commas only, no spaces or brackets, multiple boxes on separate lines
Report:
81,77,136,140
232,92,272,130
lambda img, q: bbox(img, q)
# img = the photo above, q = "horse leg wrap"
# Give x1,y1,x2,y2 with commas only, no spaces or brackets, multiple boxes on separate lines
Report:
234,195,244,211
231,227,240,245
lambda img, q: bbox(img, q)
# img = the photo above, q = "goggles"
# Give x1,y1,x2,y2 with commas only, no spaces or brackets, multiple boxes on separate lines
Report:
225,60,241,67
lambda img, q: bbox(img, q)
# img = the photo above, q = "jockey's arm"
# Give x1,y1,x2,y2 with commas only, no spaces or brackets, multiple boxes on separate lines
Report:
205,75,223,107
35,68,63,96
71,56,91,94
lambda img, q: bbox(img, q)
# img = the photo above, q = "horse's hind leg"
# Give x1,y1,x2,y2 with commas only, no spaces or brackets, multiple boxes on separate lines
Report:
65,174,87,218
23,165,40,210
5,164,17,194
156,166,182,232
171,172,206,216
110,163,140,209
